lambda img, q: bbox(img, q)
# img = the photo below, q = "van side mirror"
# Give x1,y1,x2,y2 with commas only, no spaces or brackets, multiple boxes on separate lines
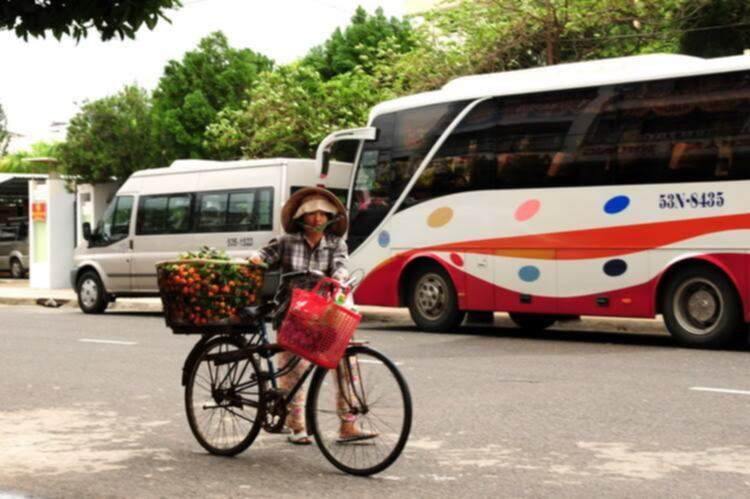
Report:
82,222,92,241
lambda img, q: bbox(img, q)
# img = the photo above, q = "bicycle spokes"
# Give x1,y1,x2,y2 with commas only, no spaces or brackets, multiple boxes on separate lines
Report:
309,346,412,476
185,338,264,456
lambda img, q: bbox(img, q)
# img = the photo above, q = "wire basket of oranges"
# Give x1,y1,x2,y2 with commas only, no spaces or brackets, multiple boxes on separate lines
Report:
157,249,264,334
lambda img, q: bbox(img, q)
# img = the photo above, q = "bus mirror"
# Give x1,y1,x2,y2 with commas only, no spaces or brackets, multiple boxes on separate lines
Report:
316,127,378,179
321,150,331,179
82,222,92,241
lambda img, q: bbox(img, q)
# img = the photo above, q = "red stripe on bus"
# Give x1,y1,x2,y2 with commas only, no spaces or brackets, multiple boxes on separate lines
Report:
423,213,750,260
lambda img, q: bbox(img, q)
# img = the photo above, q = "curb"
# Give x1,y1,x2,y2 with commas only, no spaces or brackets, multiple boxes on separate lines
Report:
0,294,669,333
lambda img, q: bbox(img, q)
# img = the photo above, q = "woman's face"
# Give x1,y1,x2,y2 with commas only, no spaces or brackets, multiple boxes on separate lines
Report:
302,210,329,232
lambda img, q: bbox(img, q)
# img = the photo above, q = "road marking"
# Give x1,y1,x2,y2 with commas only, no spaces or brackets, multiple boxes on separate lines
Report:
78,339,137,346
358,359,404,366
690,386,750,396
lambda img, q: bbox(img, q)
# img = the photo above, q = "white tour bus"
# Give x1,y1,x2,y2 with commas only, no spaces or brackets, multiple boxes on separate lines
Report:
72,158,351,313
317,53,750,348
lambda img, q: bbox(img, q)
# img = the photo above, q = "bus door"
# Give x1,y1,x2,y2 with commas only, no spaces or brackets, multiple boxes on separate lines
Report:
463,252,494,310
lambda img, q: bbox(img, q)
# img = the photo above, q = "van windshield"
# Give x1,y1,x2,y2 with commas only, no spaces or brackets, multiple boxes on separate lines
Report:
93,196,133,246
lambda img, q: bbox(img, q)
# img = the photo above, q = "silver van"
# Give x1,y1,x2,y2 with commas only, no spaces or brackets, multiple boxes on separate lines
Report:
71,158,352,313
0,219,29,278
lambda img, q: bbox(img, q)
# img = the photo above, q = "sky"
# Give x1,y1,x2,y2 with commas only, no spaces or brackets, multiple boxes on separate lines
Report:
0,0,406,152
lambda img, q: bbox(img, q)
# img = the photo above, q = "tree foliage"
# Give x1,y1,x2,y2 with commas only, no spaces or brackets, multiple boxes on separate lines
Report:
679,0,750,57
151,31,273,162
0,141,61,173
58,85,159,184
1,0,181,41
379,0,696,94
302,6,415,80
0,102,9,156
205,64,392,159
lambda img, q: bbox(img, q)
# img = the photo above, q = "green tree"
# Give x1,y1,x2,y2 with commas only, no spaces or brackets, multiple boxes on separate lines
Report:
0,141,62,173
205,64,390,159
58,85,159,184
151,31,273,162
1,0,181,41
302,6,415,80
379,0,690,94
0,102,9,156
679,0,750,57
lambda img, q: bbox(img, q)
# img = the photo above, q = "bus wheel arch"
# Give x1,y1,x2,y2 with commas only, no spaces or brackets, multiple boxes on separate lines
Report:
400,257,465,332
656,258,745,348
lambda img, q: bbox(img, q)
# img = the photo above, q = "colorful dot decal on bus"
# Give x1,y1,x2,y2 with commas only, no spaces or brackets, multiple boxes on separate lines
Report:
604,195,630,215
514,199,541,222
450,253,464,267
428,207,454,228
603,259,628,277
378,231,390,248
518,266,540,282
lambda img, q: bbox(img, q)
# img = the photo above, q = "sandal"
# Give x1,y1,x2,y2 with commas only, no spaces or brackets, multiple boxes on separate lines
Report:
287,431,313,445
336,430,378,444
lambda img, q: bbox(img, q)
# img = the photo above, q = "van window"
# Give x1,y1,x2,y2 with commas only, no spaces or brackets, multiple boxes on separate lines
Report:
195,187,273,233
137,194,192,235
197,193,229,230
0,228,16,241
92,195,133,246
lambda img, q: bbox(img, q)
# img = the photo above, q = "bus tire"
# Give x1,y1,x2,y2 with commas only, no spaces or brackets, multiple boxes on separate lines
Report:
661,265,744,349
407,264,465,332
77,271,109,314
509,313,557,331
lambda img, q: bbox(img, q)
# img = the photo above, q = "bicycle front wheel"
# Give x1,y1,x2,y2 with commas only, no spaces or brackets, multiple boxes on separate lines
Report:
307,345,412,476
185,335,264,456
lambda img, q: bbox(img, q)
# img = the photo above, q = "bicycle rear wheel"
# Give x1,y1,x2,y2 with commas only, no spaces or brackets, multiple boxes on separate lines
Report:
185,335,264,456
307,345,412,476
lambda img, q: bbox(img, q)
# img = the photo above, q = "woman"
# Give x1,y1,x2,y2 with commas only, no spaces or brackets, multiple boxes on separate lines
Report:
251,186,373,445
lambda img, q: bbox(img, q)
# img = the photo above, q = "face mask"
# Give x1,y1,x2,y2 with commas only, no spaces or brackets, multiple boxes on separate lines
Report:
299,215,340,233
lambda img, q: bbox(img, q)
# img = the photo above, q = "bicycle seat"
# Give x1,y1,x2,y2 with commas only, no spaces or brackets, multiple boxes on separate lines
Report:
239,302,275,322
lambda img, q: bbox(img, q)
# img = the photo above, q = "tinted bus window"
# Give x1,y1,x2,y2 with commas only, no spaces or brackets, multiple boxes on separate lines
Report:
348,101,469,251
586,70,750,184
405,70,750,209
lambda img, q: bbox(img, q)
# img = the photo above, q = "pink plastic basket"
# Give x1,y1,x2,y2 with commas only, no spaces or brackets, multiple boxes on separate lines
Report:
277,278,361,369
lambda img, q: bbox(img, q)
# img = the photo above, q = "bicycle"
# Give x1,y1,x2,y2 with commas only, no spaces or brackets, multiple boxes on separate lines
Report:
180,270,413,476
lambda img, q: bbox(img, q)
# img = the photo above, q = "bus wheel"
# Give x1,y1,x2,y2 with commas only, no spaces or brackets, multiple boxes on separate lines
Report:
661,266,743,349
77,271,109,314
509,313,557,331
407,265,465,332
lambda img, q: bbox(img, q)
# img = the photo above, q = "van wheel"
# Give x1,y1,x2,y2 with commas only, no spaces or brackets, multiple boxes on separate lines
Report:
10,258,25,279
77,271,109,314
661,265,743,349
407,264,465,332
509,313,557,331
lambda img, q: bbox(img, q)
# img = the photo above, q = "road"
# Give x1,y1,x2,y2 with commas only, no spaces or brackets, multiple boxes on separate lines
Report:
1,304,750,498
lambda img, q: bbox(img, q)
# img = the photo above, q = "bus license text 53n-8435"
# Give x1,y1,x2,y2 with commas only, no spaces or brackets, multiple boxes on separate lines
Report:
659,192,725,209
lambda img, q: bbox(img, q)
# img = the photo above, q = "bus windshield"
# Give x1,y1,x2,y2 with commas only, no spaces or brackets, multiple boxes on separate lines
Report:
348,101,469,251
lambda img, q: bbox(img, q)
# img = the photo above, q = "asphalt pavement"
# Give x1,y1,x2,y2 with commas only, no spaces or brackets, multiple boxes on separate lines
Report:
2,304,750,498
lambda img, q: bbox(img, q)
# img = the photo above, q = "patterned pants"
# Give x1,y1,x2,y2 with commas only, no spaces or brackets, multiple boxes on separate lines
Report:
277,350,355,433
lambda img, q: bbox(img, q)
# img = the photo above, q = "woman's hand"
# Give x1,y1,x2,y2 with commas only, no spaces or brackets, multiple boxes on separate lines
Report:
332,268,349,283
248,251,264,266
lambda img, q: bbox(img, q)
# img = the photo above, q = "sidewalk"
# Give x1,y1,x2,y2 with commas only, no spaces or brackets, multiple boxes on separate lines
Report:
0,277,668,333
